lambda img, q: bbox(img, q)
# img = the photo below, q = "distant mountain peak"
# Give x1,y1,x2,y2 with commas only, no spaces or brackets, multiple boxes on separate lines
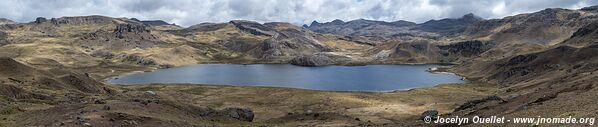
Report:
463,13,475,18
330,19,344,24
140,20,171,26
302,24,309,28
460,13,483,22
309,20,320,27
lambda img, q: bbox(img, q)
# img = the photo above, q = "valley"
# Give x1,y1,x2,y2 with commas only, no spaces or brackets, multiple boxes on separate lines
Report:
0,5,597,127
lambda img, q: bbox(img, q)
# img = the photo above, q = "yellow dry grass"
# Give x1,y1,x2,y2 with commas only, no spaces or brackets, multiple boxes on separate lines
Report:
122,82,497,124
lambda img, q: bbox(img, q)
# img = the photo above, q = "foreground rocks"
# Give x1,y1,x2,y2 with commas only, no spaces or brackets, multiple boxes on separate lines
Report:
223,107,254,122
419,110,438,121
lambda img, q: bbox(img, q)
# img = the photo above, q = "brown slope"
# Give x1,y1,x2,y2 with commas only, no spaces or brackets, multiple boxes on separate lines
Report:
0,15,238,67
447,22,598,124
0,57,260,126
174,21,367,62
0,57,110,94
463,8,595,45
562,20,598,47
448,45,598,126
460,8,598,60
249,22,333,59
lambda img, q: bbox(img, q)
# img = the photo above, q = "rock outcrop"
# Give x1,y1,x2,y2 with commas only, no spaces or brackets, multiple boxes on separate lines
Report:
230,20,277,36
419,110,438,121
289,53,352,66
222,107,254,122
437,40,493,58
113,23,151,39
289,54,335,67
73,17,161,50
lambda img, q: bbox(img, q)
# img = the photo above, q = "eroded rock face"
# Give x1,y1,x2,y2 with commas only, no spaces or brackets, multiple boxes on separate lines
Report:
75,20,160,50
289,53,352,67
230,20,276,36
290,54,335,67
437,40,493,57
113,24,151,39
49,16,117,25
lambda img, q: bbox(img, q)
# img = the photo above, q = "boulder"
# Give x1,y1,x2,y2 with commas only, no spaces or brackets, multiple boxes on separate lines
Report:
419,110,438,121
223,107,254,122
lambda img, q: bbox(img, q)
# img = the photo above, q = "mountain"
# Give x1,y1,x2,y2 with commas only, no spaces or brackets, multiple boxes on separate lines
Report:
0,18,16,25
416,13,483,35
1,5,598,126
0,15,371,69
580,5,598,11
459,8,598,62
431,11,598,125
175,20,370,62
562,18,598,47
306,19,420,40
305,13,483,40
138,19,171,26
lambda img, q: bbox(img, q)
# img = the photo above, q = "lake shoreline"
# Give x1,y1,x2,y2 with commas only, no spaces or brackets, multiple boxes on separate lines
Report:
107,64,466,92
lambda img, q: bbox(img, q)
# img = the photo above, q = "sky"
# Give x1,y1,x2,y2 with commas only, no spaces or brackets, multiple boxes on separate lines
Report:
1,0,597,27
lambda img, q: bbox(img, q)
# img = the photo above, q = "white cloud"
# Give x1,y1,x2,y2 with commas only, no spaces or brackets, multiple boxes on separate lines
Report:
0,0,596,27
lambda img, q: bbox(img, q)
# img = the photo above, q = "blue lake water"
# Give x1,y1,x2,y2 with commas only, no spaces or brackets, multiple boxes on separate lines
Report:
108,64,466,92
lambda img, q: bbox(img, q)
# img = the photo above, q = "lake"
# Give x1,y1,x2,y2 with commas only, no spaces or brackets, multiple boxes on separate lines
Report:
108,64,466,92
